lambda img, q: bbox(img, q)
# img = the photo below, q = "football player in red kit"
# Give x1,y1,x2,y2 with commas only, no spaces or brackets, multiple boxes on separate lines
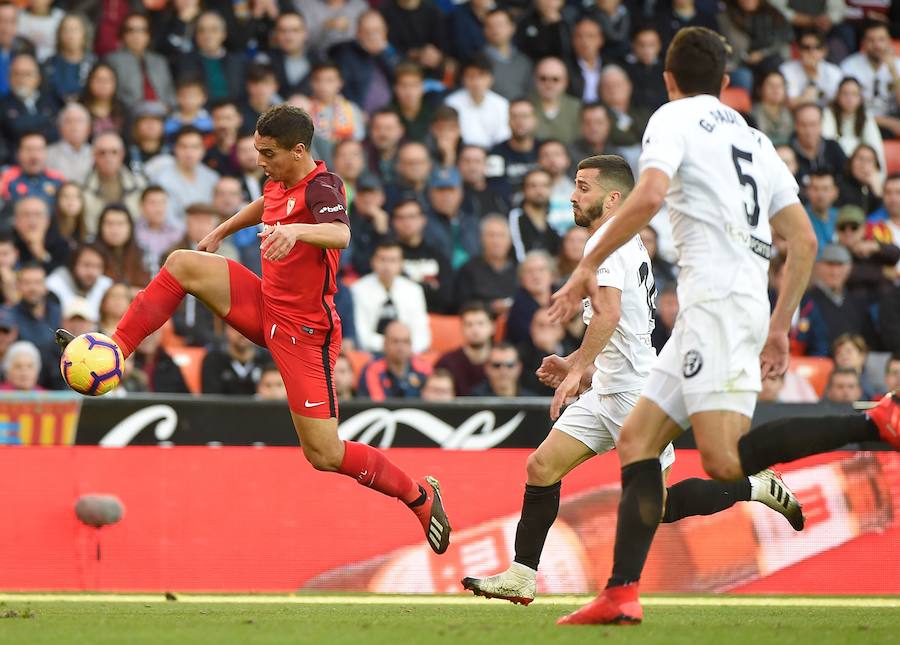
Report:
57,105,452,554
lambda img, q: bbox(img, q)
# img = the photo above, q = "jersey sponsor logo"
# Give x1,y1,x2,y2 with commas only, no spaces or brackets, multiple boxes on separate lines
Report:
287,197,296,215
319,204,345,214
683,350,703,378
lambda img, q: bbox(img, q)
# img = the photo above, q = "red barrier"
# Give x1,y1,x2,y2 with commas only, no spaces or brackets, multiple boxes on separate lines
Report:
1,447,898,593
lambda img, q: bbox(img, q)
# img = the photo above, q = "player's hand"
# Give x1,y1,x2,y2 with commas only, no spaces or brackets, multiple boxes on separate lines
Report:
550,372,580,421
549,264,595,323
259,223,299,261
760,329,790,380
537,354,569,388
196,229,222,253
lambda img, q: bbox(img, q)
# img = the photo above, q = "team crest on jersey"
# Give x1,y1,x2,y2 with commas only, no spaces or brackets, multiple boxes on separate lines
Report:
286,197,296,215
683,350,703,378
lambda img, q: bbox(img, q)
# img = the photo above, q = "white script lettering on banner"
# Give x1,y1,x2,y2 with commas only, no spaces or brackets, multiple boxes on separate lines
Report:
337,408,526,449
99,405,179,447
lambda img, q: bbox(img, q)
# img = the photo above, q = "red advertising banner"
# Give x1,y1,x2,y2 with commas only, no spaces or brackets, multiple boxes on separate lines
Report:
0,447,897,594
0,393,81,446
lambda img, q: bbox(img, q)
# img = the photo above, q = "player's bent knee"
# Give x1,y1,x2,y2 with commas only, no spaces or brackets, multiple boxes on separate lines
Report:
700,453,744,481
163,249,196,285
525,451,560,486
302,444,342,472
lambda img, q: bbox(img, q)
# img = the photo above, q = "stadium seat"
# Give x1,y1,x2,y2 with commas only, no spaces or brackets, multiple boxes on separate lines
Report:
884,140,900,175
894,39,900,56
788,356,835,398
428,314,464,355
346,350,372,386
721,87,751,114
160,320,185,349
493,311,508,343
168,347,207,395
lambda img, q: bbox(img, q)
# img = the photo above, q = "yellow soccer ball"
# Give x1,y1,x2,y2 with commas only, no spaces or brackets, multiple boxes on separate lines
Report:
60,333,125,396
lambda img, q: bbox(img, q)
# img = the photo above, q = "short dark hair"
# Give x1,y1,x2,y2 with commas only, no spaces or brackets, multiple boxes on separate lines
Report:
827,366,860,387
577,154,636,194
490,342,519,358
391,198,423,216
886,353,900,373
394,61,424,80
209,98,239,113
861,20,890,40
885,173,900,186
119,12,148,36
794,101,823,118
797,28,825,46
256,104,314,150
175,75,206,92
460,301,491,319
809,169,835,183
431,105,459,124
173,125,204,144
460,54,493,76
537,138,569,155
260,361,280,377
311,60,342,78
0,231,15,246
18,131,47,147
665,27,729,98
17,260,46,275
371,107,402,124
373,238,403,255
522,167,551,185
140,185,167,202
67,243,106,274
246,63,276,84
486,8,512,22
632,23,660,40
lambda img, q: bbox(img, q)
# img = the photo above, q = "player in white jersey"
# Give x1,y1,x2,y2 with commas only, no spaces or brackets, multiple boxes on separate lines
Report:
549,28,900,626
460,155,803,606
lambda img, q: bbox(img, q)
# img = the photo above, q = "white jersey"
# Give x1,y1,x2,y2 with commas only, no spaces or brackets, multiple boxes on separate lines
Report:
582,224,657,395
639,95,800,311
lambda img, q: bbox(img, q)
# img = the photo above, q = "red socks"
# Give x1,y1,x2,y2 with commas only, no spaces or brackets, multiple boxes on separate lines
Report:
338,440,421,504
112,268,186,359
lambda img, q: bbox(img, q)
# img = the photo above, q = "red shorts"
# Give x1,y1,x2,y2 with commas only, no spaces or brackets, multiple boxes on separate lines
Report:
223,260,341,419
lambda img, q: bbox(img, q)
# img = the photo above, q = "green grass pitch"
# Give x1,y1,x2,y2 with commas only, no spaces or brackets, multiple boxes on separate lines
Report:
0,595,897,645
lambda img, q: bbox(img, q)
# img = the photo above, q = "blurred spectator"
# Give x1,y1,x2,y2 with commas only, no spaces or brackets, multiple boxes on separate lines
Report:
0,307,17,370
98,282,132,338
880,353,900,396
94,204,151,288
832,332,876,398
384,141,431,210
333,354,356,401
0,53,58,162
758,371,820,402
0,3,35,98
60,296,97,338
805,170,840,252
130,328,190,394
149,126,220,223
168,203,239,261
459,145,508,219
334,276,357,351
152,0,202,62
105,13,176,110
298,0,368,57
201,324,268,395
45,103,93,184
435,302,494,396
388,62,434,142
163,78,213,138
509,169,560,262
823,366,862,403
639,225,677,293
823,77,886,179
234,134,266,202
238,63,281,128
718,0,792,92
308,61,366,147
837,203,899,301
751,70,794,147
12,196,69,273
506,249,554,345
255,362,288,401
11,262,60,365
45,244,112,322
427,166,481,269
428,104,462,169
261,12,311,99
531,57,580,145
331,10,398,114
351,240,430,354
358,320,431,400
600,65,647,168
41,12,95,104
333,139,366,199
448,0,491,61
445,55,510,149
421,368,456,401
80,62,127,137
537,139,576,234
470,342,534,396
482,8,532,102
769,254,830,355
455,215,518,317
584,0,630,61
868,174,900,257
0,232,19,306
514,0,572,62
809,242,878,348
622,25,667,113
179,11,246,102
346,172,389,276
382,0,447,77
363,108,403,183
391,197,453,313
82,132,146,236
126,101,171,178
839,22,900,138
656,0,719,53
791,103,849,190
839,144,884,214
880,282,900,353
517,306,572,396
567,17,604,104
0,132,64,212
135,186,184,274
0,340,43,391
486,99,540,198
780,29,841,108
557,226,589,282
769,0,850,61
203,100,243,177
569,104,618,169
776,143,799,175
651,284,678,352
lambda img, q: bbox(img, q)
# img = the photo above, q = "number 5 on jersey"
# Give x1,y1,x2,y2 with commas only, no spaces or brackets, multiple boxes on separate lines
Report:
732,146,760,228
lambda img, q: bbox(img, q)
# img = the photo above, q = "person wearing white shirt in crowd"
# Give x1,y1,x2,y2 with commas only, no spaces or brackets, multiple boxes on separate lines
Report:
45,103,93,184
351,239,431,354
840,21,900,137
45,244,112,322
821,76,886,180
445,55,511,149
779,29,842,108
15,0,63,62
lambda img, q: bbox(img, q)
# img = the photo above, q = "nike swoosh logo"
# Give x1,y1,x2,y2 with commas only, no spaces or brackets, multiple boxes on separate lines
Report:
304,400,326,408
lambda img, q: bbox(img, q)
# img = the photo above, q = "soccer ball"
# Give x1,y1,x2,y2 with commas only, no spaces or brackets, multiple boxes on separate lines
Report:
60,333,125,396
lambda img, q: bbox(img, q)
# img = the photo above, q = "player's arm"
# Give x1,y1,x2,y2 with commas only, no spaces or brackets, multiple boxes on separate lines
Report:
549,286,622,420
549,170,668,322
197,197,264,253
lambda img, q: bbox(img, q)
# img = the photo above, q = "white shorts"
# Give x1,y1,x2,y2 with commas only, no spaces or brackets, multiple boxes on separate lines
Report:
554,388,676,471
643,294,768,429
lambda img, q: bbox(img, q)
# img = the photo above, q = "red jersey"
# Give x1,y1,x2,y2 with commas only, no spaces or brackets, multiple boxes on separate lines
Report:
261,160,349,330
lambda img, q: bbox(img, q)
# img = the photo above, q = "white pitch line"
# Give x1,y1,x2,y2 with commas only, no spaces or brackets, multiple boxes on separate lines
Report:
0,594,898,608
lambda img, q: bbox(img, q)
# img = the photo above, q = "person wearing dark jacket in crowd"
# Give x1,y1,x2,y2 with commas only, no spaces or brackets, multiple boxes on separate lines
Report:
201,324,269,395
330,10,399,114
392,198,455,313
516,306,576,396
470,342,536,397
435,302,494,396
455,215,518,317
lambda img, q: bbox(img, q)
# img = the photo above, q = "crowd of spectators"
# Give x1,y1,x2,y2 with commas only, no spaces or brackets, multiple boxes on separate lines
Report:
0,0,898,404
